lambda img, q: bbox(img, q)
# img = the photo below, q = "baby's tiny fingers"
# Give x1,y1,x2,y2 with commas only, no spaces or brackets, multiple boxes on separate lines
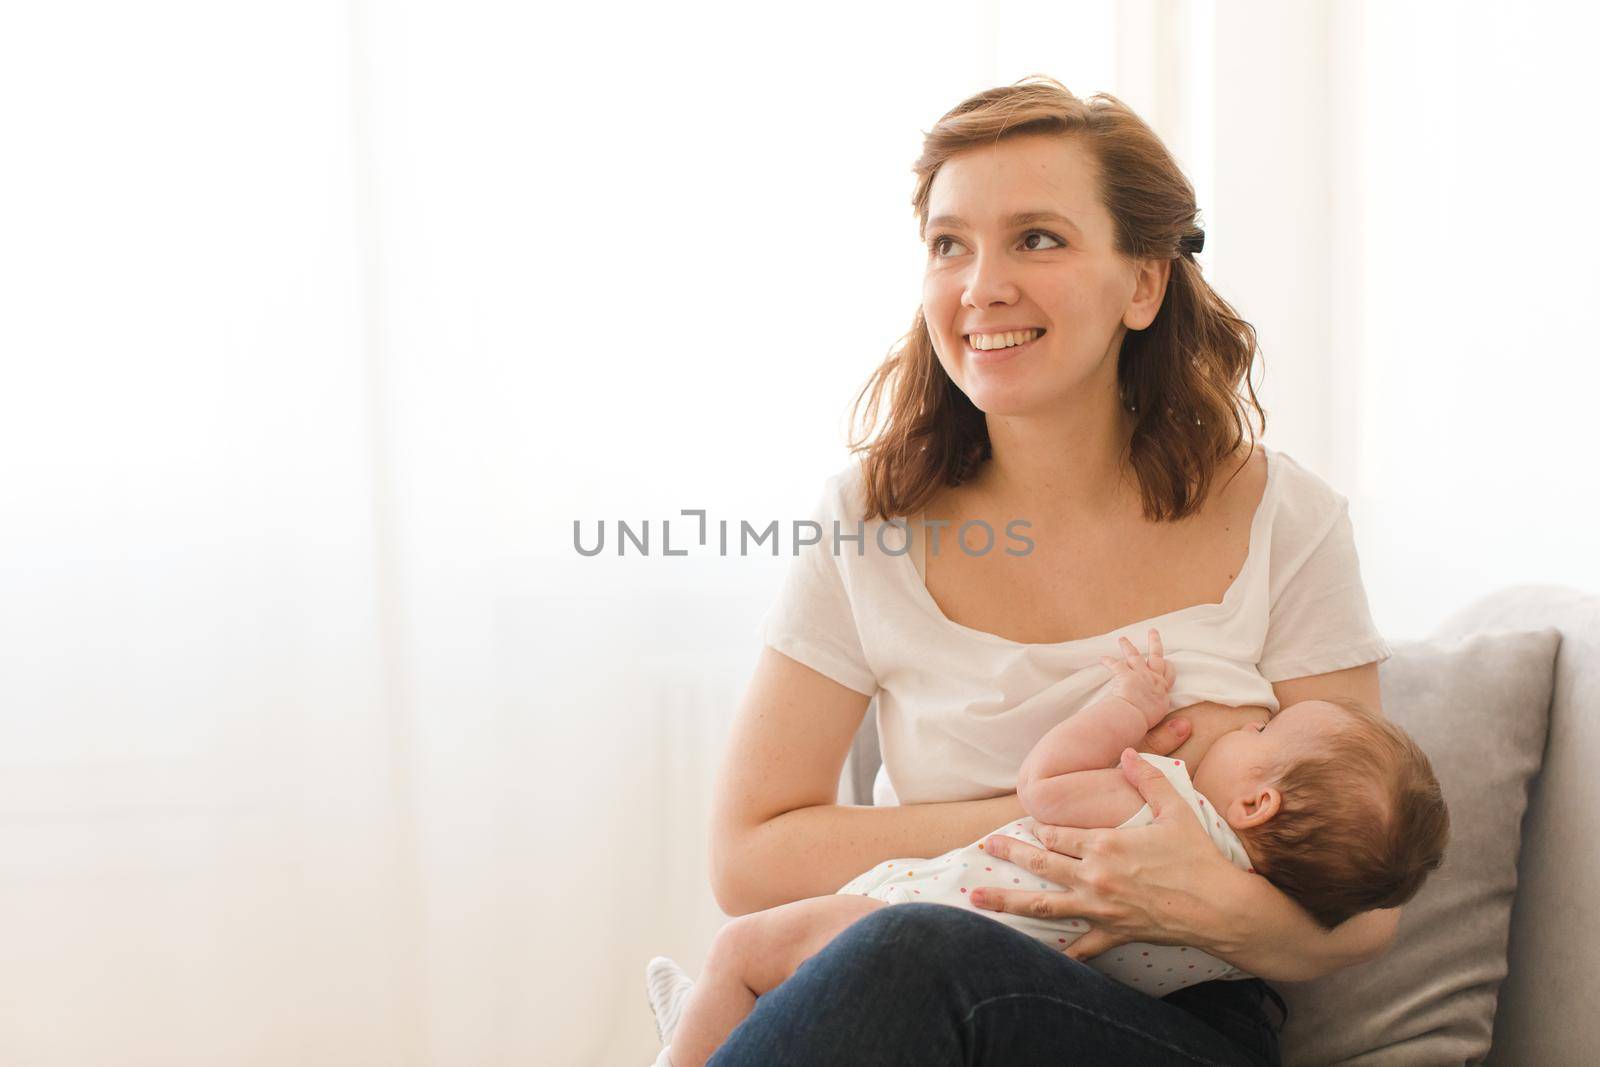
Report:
1099,655,1123,672
1147,628,1166,673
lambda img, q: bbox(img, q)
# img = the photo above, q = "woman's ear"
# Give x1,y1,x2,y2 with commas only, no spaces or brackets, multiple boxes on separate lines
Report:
1226,786,1281,830
1122,257,1171,331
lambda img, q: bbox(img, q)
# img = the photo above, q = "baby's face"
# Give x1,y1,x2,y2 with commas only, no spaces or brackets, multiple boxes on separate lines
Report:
1190,700,1353,825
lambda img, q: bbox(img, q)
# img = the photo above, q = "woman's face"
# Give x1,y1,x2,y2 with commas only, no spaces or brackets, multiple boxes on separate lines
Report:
920,133,1167,418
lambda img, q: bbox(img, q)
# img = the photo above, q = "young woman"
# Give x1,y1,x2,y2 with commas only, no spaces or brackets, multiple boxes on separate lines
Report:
702,76,1396,1066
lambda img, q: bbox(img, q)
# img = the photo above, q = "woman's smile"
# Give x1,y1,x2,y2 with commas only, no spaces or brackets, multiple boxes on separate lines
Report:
965,328,1046,366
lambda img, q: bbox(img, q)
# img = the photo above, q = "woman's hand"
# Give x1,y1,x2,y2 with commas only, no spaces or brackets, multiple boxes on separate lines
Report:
972,747,1248,962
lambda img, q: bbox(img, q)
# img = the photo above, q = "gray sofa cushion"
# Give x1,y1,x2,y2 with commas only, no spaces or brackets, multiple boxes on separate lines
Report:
1436,587,1600,1065
1276,627,1559,1065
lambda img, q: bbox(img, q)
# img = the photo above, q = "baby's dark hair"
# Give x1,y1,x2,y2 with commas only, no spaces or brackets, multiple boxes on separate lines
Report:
1236,697,1450,929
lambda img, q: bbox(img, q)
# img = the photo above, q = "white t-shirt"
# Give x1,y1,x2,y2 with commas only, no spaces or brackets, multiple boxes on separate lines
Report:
759,444,1392,807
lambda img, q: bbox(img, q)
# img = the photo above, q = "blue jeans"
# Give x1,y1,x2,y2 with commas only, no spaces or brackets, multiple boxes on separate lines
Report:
707,903,1285,1067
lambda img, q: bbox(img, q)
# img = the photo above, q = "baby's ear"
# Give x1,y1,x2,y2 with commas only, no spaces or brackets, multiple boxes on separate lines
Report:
1226,786,1281,830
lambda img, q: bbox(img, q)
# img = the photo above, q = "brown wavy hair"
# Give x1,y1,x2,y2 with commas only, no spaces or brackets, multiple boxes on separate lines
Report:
848,75,1266,522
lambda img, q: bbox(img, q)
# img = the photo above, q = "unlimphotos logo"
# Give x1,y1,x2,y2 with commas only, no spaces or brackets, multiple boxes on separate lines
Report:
572,510,1035,558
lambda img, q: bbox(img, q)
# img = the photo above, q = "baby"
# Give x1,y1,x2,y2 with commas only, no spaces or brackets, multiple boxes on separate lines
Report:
644,628,1449,1067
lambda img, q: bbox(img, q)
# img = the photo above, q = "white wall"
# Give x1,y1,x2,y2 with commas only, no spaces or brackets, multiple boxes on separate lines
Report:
1184,1,1600,639
1352,1,1600,638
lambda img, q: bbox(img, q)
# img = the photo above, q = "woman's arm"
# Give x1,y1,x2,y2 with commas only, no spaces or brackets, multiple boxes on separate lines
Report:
1203,868,1400,979
972,663,1401,981
708,646,1026,916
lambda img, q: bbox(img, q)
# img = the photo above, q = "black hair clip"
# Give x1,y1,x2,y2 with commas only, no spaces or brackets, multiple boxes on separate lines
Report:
1180,229,1205,255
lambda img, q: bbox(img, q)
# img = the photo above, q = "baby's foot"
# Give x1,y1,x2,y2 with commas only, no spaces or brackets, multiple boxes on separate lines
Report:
645,956,694,1047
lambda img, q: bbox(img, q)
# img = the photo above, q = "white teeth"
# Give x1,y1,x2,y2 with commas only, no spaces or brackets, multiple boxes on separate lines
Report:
967,329,1042,351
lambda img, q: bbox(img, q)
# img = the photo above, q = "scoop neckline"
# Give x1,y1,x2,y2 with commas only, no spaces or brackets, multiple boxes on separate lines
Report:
895,444,1278,650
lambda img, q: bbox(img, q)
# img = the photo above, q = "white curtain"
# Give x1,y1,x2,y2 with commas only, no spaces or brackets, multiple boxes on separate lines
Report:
1349,2,1600,635
2,3,1594,1065
0,3,425,1065
1178,0,1600,637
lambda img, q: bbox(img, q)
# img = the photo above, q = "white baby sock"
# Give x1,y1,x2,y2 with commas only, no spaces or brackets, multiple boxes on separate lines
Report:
645,956,695,1047
647,1045,675,1067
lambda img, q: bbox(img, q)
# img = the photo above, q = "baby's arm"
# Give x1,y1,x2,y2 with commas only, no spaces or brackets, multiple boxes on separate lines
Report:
1017,631,1174,827
1018,766,1147,828
1017,690,1153,782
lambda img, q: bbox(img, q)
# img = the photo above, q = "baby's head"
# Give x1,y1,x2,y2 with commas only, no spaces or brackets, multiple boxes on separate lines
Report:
1191,698,1450,929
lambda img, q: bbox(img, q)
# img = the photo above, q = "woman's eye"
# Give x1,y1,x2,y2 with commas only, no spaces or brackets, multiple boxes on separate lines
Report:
1021,230,1065,251
926,230,1066,258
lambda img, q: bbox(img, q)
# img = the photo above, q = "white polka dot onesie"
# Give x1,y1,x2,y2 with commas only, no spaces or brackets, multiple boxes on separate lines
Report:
836,753,1257,995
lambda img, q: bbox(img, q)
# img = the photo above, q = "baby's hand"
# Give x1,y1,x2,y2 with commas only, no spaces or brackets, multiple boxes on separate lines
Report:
1098,628,1177,729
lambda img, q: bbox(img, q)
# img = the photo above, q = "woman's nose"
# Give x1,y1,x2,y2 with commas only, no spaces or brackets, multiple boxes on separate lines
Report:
962,249,1020,308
